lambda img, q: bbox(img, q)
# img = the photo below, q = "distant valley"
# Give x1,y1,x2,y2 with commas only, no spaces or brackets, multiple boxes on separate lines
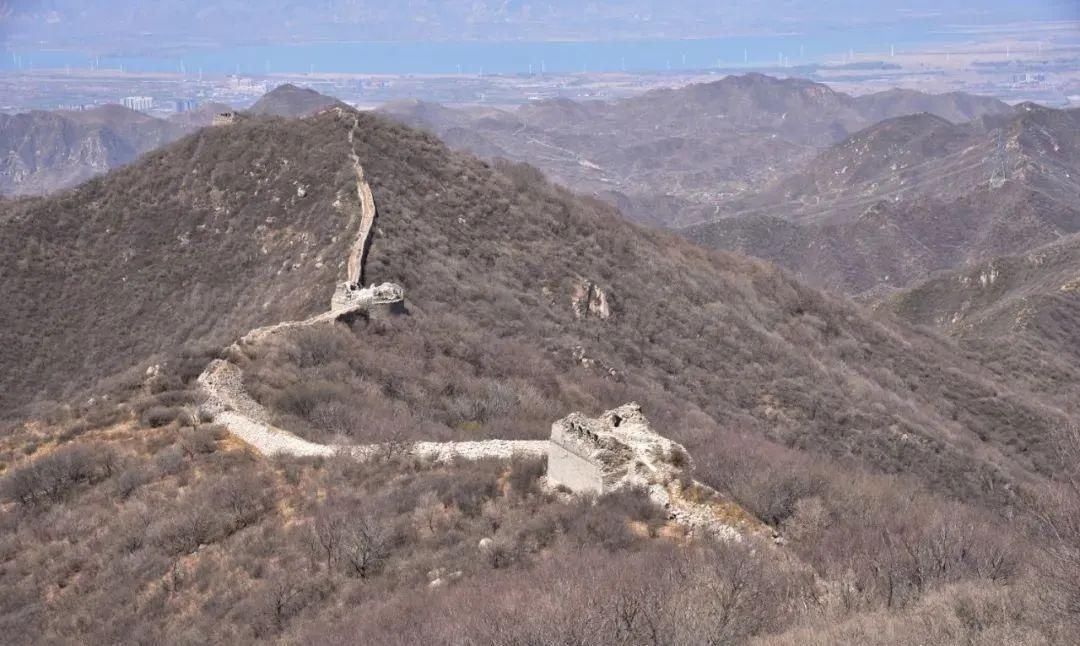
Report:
0,103,230,195
685,103,1080,294
0,84,340,196
380,74,1014,230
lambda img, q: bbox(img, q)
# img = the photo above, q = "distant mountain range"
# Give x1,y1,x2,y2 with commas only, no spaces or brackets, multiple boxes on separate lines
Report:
684,103,1080,294
381,74,1013,228
0,84,339,196
0,103,226,195
5,77,1073,307
379,76,1080,302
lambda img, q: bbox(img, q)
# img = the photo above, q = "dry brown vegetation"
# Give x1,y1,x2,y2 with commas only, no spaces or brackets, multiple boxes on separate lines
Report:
1,400,1077,644
685,104,1080,294
2,106,1079,643
381,74,1012,229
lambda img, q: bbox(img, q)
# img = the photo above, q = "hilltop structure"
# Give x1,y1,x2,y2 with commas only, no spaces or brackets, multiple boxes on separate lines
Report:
211,111,237,126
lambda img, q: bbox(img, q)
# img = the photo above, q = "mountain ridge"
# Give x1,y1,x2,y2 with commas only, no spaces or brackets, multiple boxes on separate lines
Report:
381,74,1013,228
683,103,1080,294
2,105,1074,512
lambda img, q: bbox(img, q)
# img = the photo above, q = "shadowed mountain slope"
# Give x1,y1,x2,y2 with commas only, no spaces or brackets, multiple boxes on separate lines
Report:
0,102,236,196
0,105,203,195
0,83,343,197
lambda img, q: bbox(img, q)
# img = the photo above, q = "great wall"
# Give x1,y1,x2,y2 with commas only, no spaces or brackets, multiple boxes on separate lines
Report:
196,111,763,540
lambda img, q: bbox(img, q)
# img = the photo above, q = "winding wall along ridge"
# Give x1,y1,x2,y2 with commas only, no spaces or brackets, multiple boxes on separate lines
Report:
198,112,544,463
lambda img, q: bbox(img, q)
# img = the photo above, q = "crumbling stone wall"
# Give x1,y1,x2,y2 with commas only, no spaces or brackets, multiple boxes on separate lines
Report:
212,112,237,126
547,439,605,494
547,403,762,539
547,403,689,494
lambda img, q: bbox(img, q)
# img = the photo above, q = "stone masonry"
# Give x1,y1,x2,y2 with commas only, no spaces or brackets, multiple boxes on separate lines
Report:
547,403,691,495
547,403,763,539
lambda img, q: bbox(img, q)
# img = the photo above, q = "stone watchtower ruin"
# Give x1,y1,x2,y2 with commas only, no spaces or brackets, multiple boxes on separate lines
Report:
331,281,406,318
212,111,237,126
546,403,692,495
546,403,768,539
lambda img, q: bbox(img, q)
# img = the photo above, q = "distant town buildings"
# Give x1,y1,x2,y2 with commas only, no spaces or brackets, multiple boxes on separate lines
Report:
1012,72,1047,85
121,96,154,111
227,76,268,96
172,98,199,113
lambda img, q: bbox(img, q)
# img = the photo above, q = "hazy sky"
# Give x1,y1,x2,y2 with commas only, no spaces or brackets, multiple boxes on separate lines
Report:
1,1,1077,52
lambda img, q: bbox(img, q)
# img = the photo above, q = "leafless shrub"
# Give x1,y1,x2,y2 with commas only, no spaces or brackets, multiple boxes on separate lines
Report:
149,505,222,555
154,445,186,476
338,512,393,578
274,381,350,421
211,474,273,532
1,443,117,507
507,456,546,497
309,499,394,578
178,426,218,457
141,405,180,428
113,466,152,500
1032,423,1080,628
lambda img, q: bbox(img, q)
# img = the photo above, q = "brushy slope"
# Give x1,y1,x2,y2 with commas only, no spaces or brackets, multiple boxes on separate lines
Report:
882,233,1080,371
221,109,1075,510
0,112,368,413
684,105,1080,294
2,106,1079,645
1,105,1074,505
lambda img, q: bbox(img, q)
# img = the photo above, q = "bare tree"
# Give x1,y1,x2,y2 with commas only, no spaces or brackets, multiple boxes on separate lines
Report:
311,508,346,571
1035,423,1080,626
339,512,392,578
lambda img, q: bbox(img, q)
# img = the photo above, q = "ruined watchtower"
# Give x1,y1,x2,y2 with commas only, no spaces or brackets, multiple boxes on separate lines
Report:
212,111,237,126
546,403,691,495
331,281,406,318
547,403,766,539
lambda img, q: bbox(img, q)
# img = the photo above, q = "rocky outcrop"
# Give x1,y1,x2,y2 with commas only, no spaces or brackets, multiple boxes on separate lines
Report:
571,280,611,320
